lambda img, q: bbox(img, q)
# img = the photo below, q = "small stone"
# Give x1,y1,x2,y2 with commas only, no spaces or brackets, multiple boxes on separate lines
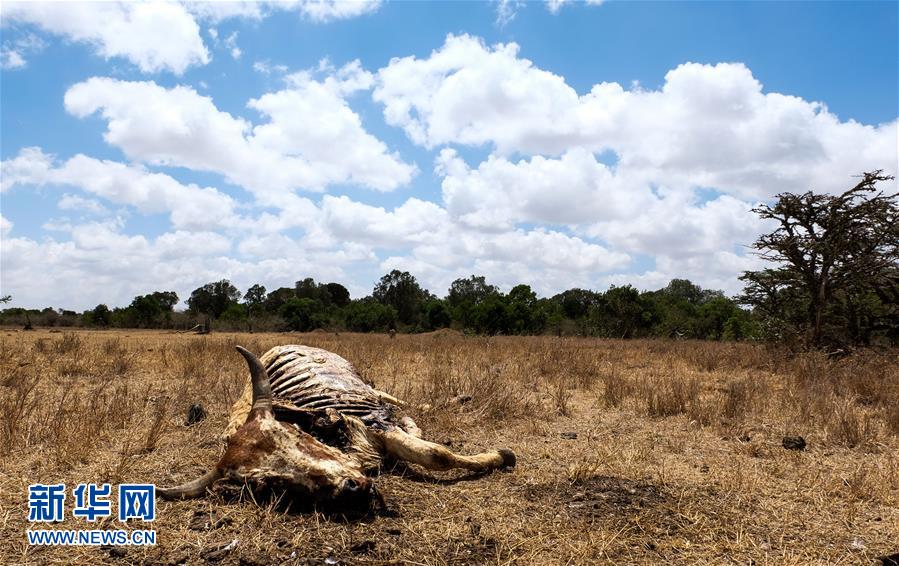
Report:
185,403,207,426
100,545,127,558
560,432,578,440
782,436,806,451
850,538,866,550
189,510,231,531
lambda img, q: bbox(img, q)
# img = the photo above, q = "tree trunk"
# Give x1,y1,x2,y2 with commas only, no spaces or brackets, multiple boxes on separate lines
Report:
810,277,831,348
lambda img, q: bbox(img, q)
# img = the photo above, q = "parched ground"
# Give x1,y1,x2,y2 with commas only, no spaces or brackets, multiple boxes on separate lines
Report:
0,329,896,565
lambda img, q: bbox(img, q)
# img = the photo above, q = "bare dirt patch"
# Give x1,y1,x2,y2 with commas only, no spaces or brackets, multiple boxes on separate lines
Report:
531,476,668,522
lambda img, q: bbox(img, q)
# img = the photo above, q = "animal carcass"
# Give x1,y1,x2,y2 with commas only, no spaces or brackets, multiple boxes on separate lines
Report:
157,345,516,510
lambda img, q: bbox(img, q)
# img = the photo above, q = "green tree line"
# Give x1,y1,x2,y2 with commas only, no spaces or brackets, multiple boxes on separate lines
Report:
0,275,759,340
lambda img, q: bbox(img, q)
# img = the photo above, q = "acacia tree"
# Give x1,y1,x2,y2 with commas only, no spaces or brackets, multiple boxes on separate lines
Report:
127,291,178,327
264,287,296,314
740,171,898,348
373,270,428,327
447,275,498,328
324,282,351,307
188,280,241,331
243,284,266,312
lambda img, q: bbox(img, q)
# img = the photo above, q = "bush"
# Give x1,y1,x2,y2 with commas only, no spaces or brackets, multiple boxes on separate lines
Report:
279,298,324,332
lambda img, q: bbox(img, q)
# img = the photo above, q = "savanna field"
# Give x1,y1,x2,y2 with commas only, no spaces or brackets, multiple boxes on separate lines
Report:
0,329,897,565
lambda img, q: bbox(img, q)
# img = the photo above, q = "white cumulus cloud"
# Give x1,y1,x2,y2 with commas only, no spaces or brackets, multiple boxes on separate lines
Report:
0,146,53,191
1,222,233,309
0,32,45,69
2,2,209,74
296,0,382,22
375,34,897,199
437,147,656,230
58,194,110,216
0,220,375,309
1,148,241,231
321,195,450,249
546,0,604,13
0,48,26,69
2,1,383,75
225,31,241,59
64,70,416,199
184,0,382,23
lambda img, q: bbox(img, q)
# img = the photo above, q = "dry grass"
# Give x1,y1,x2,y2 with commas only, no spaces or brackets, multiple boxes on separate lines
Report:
0,329,896,564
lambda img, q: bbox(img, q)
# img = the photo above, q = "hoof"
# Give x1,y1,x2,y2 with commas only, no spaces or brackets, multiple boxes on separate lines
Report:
498,448,517,469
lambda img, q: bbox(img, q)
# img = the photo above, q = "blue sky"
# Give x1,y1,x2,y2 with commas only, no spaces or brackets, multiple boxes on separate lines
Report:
1,0,897,310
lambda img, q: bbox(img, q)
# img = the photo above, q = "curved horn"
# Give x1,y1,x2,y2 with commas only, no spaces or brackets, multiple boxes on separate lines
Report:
157,468,222,500
235,345,272,412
